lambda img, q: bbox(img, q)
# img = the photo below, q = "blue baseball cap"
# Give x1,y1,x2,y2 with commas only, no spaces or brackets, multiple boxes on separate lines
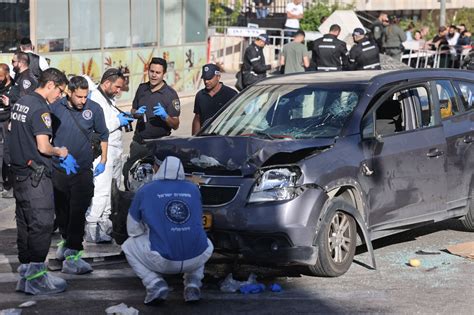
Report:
201,64,221,80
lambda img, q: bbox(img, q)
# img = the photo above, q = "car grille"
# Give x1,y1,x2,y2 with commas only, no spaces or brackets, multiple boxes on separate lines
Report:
199,185,239,207
184,165,242,176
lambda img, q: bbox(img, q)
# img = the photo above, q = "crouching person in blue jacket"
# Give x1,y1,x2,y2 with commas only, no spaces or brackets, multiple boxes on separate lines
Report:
122,156,213,305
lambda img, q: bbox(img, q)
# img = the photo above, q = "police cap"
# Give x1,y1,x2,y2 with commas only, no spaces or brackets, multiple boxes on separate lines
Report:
201,64,221,80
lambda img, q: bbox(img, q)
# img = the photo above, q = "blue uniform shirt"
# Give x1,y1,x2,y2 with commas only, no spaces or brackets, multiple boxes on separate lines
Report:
51,97,108,171
129,179,208,261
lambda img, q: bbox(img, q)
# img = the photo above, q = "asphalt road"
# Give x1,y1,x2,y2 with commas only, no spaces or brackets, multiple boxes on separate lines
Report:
0,75,473,314
0,214,472,314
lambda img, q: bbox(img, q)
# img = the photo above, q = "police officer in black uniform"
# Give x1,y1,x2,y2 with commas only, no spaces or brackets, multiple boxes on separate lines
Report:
242,34,271,88
10,68,70,295
349,28,381,70
12,51,38,97
312,24,349,71
125,57,180,177
50,76,109,274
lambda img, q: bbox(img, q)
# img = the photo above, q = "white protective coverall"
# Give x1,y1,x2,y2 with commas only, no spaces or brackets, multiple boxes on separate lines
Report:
122,156,213,303
85,88,123,242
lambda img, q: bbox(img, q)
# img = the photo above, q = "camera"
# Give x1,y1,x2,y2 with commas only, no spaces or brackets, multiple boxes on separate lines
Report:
123,122,133,133
121,112,134,132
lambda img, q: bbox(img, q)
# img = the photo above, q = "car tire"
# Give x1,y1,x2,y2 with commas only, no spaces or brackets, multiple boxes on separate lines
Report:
461,192,474,231
307,208,357,277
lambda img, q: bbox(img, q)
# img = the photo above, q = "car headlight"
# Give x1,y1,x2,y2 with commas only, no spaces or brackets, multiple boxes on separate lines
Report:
248,167,302,203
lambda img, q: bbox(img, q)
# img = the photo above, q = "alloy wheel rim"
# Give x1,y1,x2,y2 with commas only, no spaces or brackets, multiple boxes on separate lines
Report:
328,212,352,263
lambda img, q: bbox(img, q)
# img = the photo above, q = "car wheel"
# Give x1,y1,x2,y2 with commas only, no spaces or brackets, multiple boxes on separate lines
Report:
308,209,357,277
461,190,474,231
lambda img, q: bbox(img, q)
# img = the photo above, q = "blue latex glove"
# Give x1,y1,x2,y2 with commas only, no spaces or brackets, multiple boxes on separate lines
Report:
93,162,105,177
117,112,134,127
239,283,265,294
59,154,79,175
270,283,282,292
153,103,168,120
136,106,146,115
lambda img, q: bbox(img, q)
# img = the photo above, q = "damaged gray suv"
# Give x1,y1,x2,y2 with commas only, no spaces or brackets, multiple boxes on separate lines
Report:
113,69,473,277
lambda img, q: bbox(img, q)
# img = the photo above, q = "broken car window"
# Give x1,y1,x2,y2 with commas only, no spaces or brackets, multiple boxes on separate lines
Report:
436,80,460,119
454,80,474,111
203,84,366,139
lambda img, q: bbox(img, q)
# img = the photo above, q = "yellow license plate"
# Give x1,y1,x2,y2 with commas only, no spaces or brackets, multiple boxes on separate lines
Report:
202,212,212,229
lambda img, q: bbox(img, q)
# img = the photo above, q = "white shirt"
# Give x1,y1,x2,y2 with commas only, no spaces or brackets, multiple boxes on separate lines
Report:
447,32,460,55
285,2,304,29
90,89,122,148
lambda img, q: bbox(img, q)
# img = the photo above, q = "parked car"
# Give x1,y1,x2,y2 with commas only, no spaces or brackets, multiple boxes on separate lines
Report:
112,69,473,277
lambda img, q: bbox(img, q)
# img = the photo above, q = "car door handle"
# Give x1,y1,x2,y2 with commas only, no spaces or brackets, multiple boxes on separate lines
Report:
463,135,473,144
426,148,444,158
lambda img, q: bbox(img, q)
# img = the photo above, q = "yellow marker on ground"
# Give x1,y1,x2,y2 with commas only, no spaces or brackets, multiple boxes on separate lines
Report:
409,259,421,267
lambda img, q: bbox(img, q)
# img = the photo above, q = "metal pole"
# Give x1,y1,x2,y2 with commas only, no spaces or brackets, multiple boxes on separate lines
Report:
439,0,446,27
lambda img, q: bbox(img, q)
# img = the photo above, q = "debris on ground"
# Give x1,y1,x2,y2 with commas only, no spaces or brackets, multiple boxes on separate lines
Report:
18,301,36,308
220,273,283,294
446,242,474,260
219,273,257,293
415,250,441,255
270,283,282,292
0,309,22,315
408,258,421,267
105,303,139,315
240,283,265,294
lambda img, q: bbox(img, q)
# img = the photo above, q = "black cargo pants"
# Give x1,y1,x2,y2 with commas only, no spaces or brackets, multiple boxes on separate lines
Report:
13,172,55,263
1,124,12,190
52,168,94,251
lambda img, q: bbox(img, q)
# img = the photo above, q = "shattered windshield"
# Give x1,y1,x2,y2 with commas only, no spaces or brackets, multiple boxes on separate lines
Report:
202,83,366,139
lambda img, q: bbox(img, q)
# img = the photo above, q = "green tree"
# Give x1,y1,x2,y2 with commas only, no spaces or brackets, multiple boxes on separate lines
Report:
300,1,355,32
300,2,332,31
452,7,474,34
209,0,242,27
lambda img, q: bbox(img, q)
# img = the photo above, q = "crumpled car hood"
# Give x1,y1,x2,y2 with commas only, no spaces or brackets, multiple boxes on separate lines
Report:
152,136,334,176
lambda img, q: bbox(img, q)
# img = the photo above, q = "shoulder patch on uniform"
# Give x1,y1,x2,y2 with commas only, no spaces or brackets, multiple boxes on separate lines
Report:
41,113,52,128
82,109,93,120
23,80,31,90
172,99,181,112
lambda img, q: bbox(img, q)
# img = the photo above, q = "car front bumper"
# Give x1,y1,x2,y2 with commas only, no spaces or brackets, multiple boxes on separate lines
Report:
112,179,328,266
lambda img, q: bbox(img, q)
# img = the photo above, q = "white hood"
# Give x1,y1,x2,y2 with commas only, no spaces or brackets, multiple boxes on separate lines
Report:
153,156,185,181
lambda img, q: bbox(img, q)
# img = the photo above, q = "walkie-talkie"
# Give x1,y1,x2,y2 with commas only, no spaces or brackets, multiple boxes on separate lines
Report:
28,160,45,187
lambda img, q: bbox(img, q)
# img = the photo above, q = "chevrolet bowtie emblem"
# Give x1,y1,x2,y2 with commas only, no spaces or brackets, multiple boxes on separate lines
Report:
186,173,211,185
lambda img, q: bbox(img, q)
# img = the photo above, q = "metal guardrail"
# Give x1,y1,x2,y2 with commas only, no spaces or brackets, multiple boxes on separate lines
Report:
401,44,473,69
210,26,473,71
208,26,300,70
